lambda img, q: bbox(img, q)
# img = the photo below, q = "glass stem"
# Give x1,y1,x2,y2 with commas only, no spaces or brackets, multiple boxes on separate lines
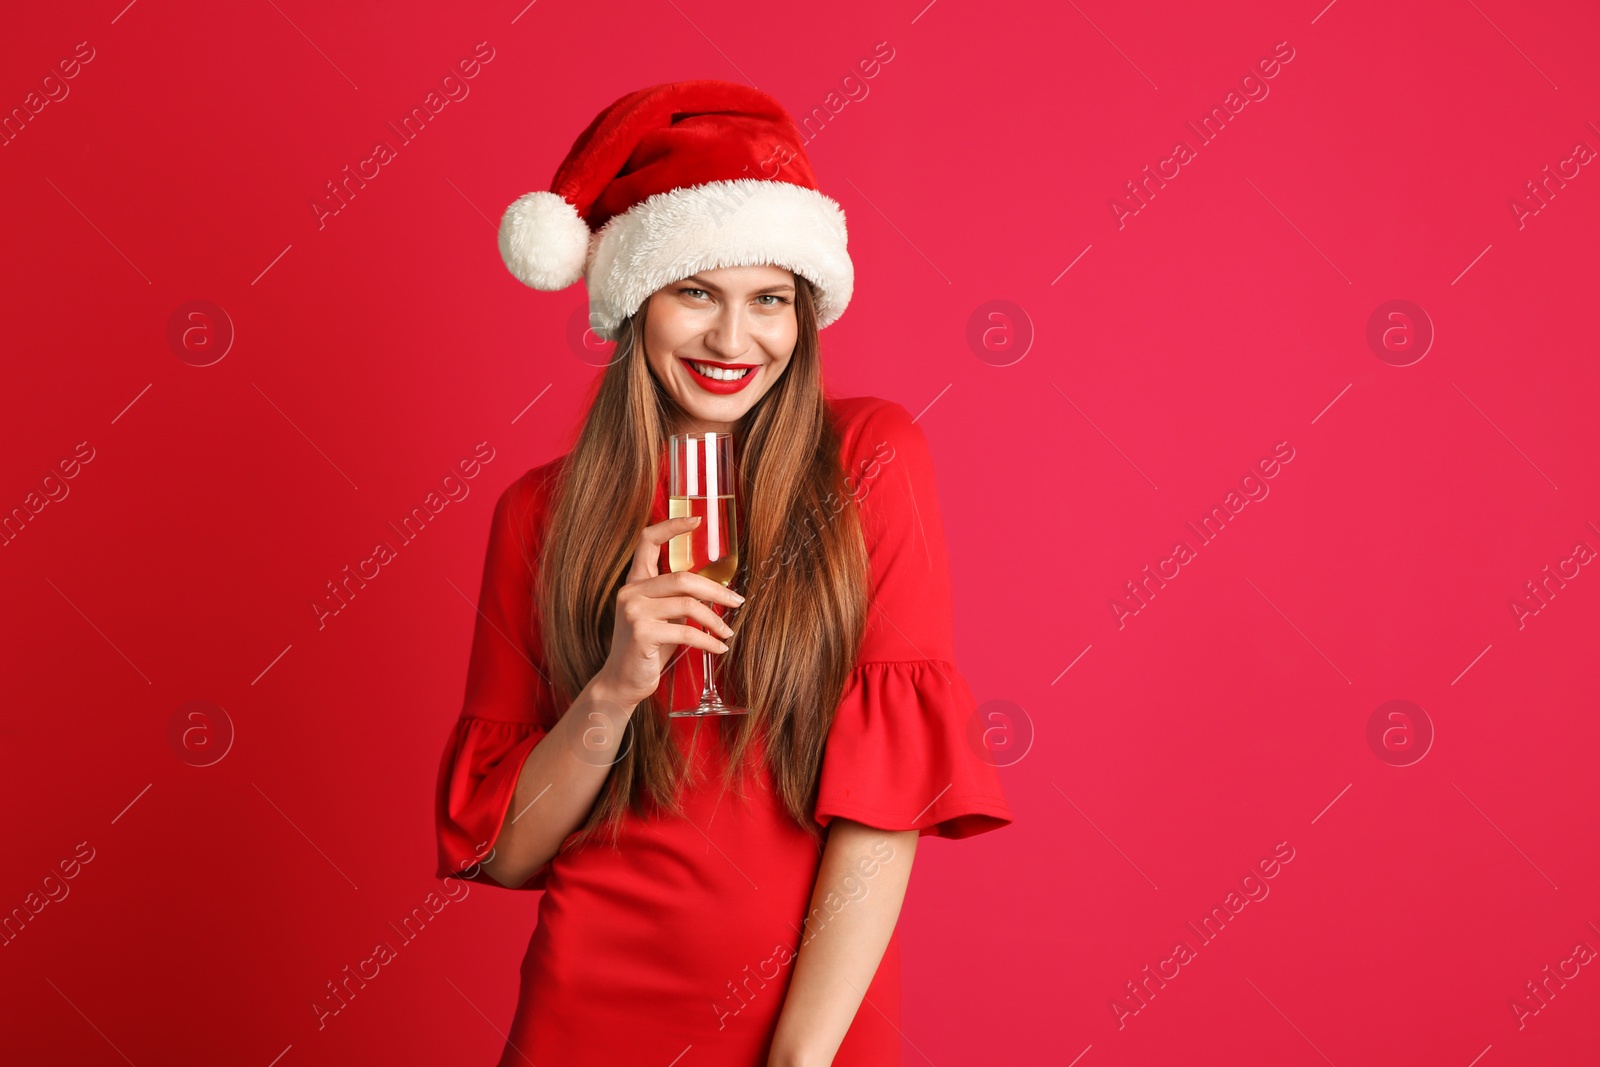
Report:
700,647,720,709
699,599,723,709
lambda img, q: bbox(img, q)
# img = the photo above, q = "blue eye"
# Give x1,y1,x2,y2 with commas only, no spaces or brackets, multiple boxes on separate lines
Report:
676,287,789,305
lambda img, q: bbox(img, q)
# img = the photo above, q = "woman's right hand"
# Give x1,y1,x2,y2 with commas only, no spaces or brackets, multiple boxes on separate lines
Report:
591,515,743,710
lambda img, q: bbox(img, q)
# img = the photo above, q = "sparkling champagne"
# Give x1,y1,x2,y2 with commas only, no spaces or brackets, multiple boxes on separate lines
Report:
668,495,739,585
666,430,748,716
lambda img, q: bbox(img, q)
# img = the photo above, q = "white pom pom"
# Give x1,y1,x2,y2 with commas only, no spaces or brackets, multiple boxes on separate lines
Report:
497,190,590,290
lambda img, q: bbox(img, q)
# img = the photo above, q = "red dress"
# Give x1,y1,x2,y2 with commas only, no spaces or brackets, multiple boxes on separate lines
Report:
434,396,1013,1065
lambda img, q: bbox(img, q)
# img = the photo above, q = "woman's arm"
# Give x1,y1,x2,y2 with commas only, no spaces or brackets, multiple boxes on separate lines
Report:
477,675,636,888
767,819,919,1067
479,514,739,888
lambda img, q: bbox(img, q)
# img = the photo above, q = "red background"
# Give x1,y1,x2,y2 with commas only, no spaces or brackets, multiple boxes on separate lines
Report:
3,1,1598,1064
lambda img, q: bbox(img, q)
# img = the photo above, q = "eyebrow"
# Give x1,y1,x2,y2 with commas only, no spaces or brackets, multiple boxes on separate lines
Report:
681,275,796,295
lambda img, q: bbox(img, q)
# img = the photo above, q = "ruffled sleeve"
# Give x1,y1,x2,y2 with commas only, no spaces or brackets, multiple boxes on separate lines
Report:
433,463,562,890
814,399,1015,840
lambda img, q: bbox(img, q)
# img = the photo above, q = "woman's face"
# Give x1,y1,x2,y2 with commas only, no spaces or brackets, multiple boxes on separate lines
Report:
641,264,799,433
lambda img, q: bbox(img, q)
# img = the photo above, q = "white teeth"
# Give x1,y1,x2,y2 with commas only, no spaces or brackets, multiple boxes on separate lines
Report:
691,362,752,382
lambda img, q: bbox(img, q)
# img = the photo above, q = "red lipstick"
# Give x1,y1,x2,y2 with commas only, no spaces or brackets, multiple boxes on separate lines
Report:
679,358,760,396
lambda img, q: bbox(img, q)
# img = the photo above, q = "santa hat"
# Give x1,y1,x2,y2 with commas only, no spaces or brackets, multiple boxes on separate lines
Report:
497,79,853,340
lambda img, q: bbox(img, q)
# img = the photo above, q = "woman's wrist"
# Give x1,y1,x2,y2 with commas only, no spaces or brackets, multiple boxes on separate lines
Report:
581,671,641,719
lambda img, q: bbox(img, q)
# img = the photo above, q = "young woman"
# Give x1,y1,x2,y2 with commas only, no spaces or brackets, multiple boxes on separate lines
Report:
434,80,1012,1067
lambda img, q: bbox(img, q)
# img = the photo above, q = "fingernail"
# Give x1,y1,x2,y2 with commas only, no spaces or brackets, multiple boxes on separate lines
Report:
717,642,730,653
731,592,746,603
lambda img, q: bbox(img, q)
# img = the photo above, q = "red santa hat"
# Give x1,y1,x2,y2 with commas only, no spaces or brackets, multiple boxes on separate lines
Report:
497,79,853,340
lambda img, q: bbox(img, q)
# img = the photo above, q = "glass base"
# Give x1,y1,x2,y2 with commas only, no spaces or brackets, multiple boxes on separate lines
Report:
668,702,750,717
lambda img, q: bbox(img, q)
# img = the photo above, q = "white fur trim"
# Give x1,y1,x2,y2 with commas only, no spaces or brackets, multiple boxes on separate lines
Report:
584,179,853,338
499,190,591,290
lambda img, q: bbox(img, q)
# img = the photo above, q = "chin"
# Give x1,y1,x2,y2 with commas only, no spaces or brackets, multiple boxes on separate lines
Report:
678,393,759,427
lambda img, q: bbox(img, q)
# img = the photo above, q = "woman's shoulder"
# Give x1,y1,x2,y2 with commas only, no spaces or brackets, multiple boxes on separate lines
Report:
825,394,924,461
824,395,942,531
498,452,569,511
486,453,570,556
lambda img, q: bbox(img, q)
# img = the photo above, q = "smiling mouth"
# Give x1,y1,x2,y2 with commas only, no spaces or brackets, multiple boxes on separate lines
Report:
686,360,754,382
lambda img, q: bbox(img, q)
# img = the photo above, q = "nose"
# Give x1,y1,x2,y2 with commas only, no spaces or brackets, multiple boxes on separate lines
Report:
702,301,748,359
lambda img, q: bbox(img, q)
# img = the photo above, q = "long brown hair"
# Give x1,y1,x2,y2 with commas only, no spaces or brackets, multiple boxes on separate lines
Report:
538,275,868,851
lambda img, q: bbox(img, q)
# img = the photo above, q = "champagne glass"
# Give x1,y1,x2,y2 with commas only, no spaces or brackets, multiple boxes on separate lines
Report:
666,431,748,717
